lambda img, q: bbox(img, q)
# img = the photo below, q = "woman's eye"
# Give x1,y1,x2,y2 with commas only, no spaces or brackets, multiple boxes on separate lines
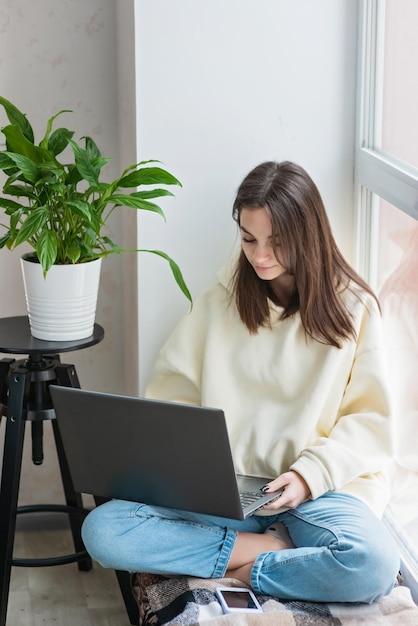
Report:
242,237,256,243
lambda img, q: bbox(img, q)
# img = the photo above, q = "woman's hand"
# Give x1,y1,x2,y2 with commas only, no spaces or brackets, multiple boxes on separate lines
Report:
262,470,311,510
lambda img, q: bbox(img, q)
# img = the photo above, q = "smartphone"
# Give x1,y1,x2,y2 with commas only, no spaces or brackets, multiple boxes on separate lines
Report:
215,586,263,613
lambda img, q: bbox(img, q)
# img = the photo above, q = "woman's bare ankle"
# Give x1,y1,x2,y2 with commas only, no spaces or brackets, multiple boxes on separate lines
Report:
228,532,288,571
226,532,291,587
225,562,253,586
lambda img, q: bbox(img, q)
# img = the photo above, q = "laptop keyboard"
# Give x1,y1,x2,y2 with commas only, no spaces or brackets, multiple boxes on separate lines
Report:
239,491,264,508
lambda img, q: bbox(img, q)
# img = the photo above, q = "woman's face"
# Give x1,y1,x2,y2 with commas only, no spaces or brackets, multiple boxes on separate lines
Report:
239,206,286,281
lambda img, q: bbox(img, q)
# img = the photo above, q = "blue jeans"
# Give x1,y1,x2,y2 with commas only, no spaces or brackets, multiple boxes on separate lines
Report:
81,492,399,603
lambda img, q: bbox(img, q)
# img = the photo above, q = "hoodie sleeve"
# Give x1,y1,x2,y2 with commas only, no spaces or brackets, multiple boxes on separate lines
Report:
289,296,394,500
145,289,213,406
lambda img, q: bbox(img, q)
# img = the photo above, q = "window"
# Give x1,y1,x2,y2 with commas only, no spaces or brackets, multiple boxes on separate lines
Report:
355,0,418,600
380,1,418,169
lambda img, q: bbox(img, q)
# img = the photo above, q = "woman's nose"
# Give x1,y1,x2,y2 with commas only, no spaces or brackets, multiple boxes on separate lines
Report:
253,243,271,262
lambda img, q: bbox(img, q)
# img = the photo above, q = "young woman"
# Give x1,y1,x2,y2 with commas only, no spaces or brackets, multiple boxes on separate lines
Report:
82,161,399,603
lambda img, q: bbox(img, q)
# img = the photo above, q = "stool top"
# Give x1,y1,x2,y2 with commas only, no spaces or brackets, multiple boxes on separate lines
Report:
0,316,104,355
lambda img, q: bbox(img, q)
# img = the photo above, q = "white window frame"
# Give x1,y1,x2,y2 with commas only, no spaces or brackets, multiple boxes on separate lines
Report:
354,0,418,285
355,0,418,602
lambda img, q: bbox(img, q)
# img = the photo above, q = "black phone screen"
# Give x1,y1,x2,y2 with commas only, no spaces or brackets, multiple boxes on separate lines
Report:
221,590,258,609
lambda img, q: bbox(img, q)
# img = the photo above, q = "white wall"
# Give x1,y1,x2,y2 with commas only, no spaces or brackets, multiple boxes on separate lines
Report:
135,0,359,392
0,0,136,504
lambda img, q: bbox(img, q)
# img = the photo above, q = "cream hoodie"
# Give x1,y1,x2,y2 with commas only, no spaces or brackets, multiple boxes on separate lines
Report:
146,268,394,518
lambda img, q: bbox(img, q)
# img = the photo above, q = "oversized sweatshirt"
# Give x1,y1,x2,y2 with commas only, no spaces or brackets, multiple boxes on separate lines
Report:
146,267,394,518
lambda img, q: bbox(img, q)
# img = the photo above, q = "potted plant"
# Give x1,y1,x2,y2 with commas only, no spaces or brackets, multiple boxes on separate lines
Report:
0,96,191,340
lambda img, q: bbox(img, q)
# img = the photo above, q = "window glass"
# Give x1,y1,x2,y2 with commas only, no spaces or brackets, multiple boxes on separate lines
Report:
375,196,418,561
357,1,418,588
380,0,418,169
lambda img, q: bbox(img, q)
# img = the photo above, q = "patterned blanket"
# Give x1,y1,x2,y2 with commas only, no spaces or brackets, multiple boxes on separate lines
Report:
132,574,418,626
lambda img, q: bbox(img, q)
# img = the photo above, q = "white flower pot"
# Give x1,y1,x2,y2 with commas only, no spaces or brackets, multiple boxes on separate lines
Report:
21,255,102,341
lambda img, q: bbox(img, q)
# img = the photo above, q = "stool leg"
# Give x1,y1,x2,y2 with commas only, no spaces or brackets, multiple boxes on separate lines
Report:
0,358,15,395
0,370,30,626
115,571,139,626
53,364,92,572
0,359,15,422
31,421,44,465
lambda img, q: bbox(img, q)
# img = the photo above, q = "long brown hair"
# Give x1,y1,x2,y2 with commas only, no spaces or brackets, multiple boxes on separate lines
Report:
231,161,378,348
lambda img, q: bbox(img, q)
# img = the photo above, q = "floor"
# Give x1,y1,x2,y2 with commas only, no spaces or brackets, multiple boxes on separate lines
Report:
6,513,131,626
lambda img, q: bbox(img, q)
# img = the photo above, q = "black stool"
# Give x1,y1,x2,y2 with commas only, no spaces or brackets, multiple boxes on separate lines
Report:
0,316,139,626
0,316,104,626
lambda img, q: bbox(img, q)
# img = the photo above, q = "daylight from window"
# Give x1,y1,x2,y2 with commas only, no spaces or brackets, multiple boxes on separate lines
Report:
356,0,418,597
380,0,418,169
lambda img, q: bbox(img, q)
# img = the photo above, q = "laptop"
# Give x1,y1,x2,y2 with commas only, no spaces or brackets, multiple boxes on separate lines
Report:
49,386,283,520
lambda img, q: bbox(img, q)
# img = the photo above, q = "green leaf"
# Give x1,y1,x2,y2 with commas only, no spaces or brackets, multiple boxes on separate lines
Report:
37,230,58,274
0,197,23,211
68,139,100,188
0,96,34,143
65,163,83,186
37,160,66,183
100,236,121,255
2,173,20,192
4,152,39,183
138,159,161,166
92,180,115,205
93,156,111,173
0,233,12,249
2,125,48,164
48,127,74,156
131,188,175,199
0,153,15,170
84,136,102,161
140,249,192,303
71,136,111,181
68,139,109,189
14,207,49,246
119,159,160,179
118,167,182,189
107,194,166,218
75,237,98,259
84,218,101,240
66,243,82,264
9,208,24,232
39,110,72,150
0,184,36,200
66,200,94,222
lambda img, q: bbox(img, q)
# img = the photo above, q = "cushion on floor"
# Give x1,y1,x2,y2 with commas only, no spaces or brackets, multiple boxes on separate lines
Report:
132,573,418,625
